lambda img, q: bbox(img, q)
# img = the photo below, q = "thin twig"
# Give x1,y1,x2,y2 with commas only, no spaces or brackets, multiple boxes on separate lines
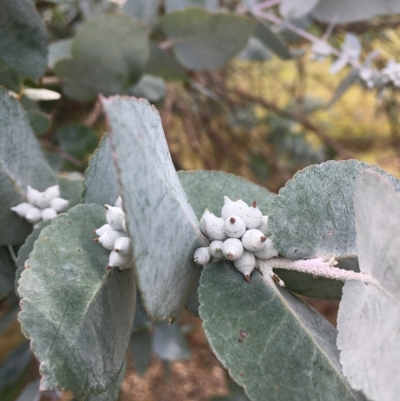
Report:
84,99,102,127
7,245,18,267
40,139,84,168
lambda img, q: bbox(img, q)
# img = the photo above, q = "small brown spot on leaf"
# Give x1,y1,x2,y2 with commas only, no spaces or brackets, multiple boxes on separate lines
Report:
239,371,244,377
238,330,248,343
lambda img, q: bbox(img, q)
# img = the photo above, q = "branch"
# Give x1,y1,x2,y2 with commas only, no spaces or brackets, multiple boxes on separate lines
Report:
40,139,83,168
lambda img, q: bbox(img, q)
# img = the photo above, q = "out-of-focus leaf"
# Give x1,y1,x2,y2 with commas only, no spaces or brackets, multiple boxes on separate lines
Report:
313,0,400,23
55,124,98,160
48,39,72,69
0,247,16,299
16,379,40,401
269,160,400,260
199,263,365,401
158,9,255,71
145,43,187,81
166,0,206,11
0,342,33,393
18,204,136,398
101,96,207,320
83,134,119,206
211,377,250,401
133,289,152,331
72,14,149,87
0,88,56,245
152,321,191,361
184,266,202,316
27,110,51,136
58,172,84,209
129,330,152,375
237,37,272,61
326,68,360,108
127,74,166,102
253,23,291,60
0,296,19,335
279,0,319,19
0,65,22,92
55,58,125,102
123,0,160,27
337,170,400,401
0,0,47,80
178,170,275,220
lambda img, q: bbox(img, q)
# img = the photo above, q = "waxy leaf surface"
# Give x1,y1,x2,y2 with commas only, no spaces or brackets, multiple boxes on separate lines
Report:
337,170,400,401
199,262,365,401
0,88,56,245
18,204,135,398
102,96,207,320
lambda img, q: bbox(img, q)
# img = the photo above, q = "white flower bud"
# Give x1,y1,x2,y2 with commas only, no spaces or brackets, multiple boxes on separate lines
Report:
258,215,271,236
117,257,134,271
221,196,248,219
222,238,244,261
93,224,112,236
105,204,125,230
11,202,34,218
44,185,60,201
242,200,262,229
193,247,211,265
50,197,69,213
114,195,123,209
108,251,131,269
224,216,246,238
241,229,267,252
25,207,42,224
114,236,131,256
199,209,226,240
209,240,224,258
95,229,125,250
122,217,127,233
234,251,256,282
254,238,279,260
41,208,57,221
27,186,41,205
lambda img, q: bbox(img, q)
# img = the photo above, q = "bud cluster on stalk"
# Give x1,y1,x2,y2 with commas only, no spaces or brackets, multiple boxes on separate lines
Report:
93,196,133,271
193,196,278,282
11,185,69,227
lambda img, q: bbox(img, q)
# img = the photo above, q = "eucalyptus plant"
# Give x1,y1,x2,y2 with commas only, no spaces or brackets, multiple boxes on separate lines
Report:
1,87,399,401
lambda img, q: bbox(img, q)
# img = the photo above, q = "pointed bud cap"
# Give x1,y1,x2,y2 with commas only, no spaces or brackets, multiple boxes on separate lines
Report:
25,207,42,224
193,247,211,265
108,250,131,268
93,224,112,237
221,197,248,219
50,198,69,213
224,215,246,238
98,229,125,250
41,208,57,221
105,204,125,230
114,236,131,256
209,240,224,258
11,202,34,218
241,229,266,252
254,238,279,260
44,185,60,201
242,202,262,229
222,238,244,261
114,195,123,209
26,186,41,205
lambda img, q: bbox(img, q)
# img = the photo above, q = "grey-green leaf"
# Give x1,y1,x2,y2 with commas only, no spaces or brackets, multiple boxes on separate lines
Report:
123,0,160,27
313,0,400,23
337,170,400,401
0,88,56,245
18,204,136,398
101,96,207,320
269,160,400,261
178,170,275,219
0,0,47,80
58,173,84,209
199,262,365,401
83,134,119,205
253,22,291,60
16,379,40,401
129,330,152,375
72,14,149,87
158,9,256,71
326,68,360,109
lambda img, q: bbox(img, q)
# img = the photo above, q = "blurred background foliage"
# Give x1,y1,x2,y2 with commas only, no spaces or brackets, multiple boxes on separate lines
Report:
2,0,400,399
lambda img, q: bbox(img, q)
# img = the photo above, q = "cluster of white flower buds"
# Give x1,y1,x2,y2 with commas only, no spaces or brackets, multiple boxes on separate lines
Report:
93,196,133,271
11,185,69,228
193,196,279,282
